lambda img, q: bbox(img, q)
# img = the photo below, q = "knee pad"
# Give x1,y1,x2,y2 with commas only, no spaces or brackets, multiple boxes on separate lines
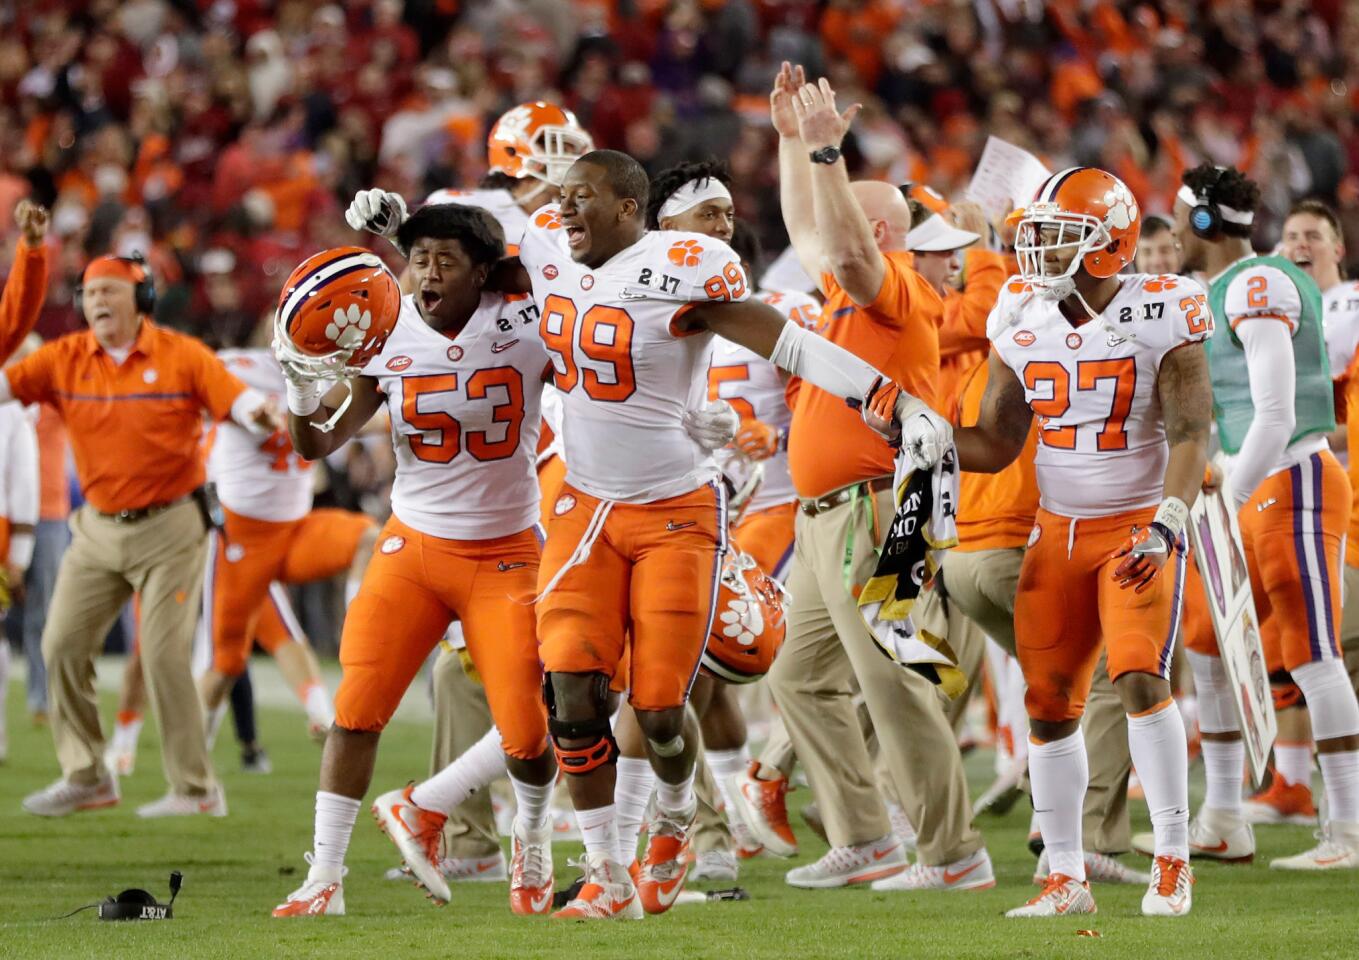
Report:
647,734,685,758
1186,650,1239,734
1291,659,1359,741
544,672,618,774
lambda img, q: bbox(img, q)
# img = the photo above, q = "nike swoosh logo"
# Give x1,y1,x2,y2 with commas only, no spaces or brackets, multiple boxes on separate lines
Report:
530,890,552,912
1192,840,1229,853
497,561,527,571
491,340,519,353
476,862,497,873
872,843,900,861
654,880,684,907
942,860,982,884
665,520,696,531
1316,856,1347,866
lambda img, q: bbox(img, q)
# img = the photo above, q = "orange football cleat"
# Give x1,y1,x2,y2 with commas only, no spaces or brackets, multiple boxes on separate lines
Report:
1243,775,1317,826
636,801,696,914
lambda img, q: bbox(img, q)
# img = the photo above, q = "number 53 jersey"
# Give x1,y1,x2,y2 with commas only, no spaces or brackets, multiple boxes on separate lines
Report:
361,293,548,540
989,274,1211,518
519,206,750,503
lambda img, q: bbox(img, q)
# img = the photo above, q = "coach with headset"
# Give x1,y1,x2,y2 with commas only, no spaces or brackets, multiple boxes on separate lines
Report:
0,253,279,818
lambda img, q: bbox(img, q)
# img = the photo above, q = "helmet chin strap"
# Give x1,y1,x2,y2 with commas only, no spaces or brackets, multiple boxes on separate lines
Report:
310,379,353,433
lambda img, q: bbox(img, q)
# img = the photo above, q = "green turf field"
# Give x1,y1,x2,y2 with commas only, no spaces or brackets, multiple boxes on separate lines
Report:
2,668,1355,960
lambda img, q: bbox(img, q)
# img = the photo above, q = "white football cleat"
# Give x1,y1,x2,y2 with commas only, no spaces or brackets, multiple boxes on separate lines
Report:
1141,856,1193,917
552,853,644,920
1033,849,1150,885
371,785,450,903
784,835,906,889
870,847,995,891
509,820,555,915
273,854,346,917
1006,874,1096,918
1133,807,1255,863
688,849,738,882
384,851,508,883
1269,823,1359,870
22,773,120,816
136,784,227,818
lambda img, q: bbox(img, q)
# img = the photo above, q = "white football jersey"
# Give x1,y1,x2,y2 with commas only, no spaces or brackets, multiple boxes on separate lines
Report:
519,206,751,502
1323,280,1359,380
423,187,529,248
708,290,822,513
210,349,312,523
989,274,1210,518
361,293,548,539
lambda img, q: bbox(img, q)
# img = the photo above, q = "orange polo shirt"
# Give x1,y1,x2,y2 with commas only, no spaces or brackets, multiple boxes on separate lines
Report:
937,249,1007,416
36,403,70,521
5,322,245,514
0,236,51,362
953,356,1040,552
787,250,943,500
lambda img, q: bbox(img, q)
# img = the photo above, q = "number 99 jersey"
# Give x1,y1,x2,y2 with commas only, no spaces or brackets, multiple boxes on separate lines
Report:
988,274,1211,518
519,206,751,503
361,294,549,540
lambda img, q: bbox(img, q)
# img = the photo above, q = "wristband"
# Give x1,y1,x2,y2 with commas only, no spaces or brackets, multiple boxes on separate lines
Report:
286,379,321,417
9,531,34,569
1152,496,1189,541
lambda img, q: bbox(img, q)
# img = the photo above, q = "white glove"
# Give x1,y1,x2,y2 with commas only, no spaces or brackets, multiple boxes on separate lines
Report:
898,403,953,471
344,188,409,239
683,399,739,451
272,337,322,416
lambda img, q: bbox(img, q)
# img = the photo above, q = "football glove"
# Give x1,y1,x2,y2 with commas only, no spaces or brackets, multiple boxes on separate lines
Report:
858,376,952,470
1111,522,1175,593
683,399,740,451
734,418,780,460
344,188,409,240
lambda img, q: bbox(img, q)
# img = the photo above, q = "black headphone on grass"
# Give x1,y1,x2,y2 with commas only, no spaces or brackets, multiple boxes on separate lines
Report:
73,252,158,317
58,870,182,921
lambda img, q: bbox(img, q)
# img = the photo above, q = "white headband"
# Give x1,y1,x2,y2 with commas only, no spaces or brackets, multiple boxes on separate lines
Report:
1177,184,1255,226
658,178,733,220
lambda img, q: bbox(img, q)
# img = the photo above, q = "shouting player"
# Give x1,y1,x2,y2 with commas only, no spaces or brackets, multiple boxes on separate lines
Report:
945,167,1212,917
270,208,559,918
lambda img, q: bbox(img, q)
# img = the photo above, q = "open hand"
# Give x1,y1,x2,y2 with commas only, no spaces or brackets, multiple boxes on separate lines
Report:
791,77,861,151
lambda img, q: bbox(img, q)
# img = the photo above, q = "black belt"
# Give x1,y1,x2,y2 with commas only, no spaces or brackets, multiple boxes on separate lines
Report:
799,475,894,517
98,493,194,524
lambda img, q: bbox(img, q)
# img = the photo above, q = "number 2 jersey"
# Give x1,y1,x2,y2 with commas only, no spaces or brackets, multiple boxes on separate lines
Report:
988,274,1209,518
361,293,548,540
518,206,750,503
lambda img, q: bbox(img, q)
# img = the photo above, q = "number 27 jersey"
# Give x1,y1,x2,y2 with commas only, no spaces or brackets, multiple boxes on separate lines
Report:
989,274,1210,518
519,207,750,503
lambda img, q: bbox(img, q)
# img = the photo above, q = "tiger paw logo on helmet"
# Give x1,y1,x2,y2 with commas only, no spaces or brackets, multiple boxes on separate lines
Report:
668,239,704,267
325,304,373,350
1100,180,1139,230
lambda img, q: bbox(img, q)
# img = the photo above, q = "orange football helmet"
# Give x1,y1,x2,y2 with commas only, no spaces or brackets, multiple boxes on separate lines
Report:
273,246,401,380
487,101,594,187
702,551,788,685
1014,167,1141,299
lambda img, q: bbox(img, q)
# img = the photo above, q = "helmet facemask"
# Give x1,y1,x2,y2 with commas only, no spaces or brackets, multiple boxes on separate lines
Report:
521,124,595,187
1015,205,1112,302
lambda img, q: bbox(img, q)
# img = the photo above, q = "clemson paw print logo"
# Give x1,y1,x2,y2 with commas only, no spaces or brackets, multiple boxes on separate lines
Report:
668,239,704,267
325,304,372,350
718,596,764,647
534,210,562,230
1101,181,1139,230
1142,275,1179,293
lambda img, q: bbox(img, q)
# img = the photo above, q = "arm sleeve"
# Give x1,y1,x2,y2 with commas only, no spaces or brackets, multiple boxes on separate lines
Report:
768,322,885,404
1228,318,1296,504
0,237,51,364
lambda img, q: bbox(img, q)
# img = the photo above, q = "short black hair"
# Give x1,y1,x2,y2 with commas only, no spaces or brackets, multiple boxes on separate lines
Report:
729,219,762,272
575,149,649,210
1287,198,1343,240
398,203,506,266
906,198,936,230
646,158,731,229
1142,214,1173,237
1181,163,1260,239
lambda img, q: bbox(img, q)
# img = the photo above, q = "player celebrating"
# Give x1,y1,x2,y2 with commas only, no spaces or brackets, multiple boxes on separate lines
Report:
947,168,1211,917
270,207,558,918
1175,165,1359,870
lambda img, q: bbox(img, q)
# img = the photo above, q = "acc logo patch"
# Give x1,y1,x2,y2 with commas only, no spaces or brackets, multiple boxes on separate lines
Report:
543,264,559,280
143,369,159,384
225,544,246,563
580,275,595,291
1013,330,1036,347
381,536,406,555
1065,332,1083,350
554,494,576,516
386,355,413,372
1027,524,1042,548
446,345,464,362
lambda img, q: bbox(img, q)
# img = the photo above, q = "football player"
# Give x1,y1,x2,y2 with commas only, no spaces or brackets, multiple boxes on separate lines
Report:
270,209,559,918
1172,165,1359,870
946,167,1211,917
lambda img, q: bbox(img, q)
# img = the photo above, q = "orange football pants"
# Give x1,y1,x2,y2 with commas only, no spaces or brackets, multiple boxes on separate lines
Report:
731,501,796,581
537,481,726,711
333,516,548,758
1014,506,1186,723
207,507,374,675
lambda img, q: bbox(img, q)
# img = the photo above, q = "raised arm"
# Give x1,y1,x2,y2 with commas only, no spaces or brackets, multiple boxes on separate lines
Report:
287,375,386,460
773,63,823,290
952,350,1032,474
0,202,51,364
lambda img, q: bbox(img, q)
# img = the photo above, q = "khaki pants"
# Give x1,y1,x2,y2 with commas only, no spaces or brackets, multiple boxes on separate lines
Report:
942,548,1025,656
913,583,987,733
767,488,982,865
431,646,500,858
44,500,214,793
1342,565,1359,694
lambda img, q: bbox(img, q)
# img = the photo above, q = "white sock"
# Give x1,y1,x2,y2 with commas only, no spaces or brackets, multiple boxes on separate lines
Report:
576,804,619,862
1201,739,1245,814
1316,750,1359,824
706,748,744,814
654,768,696,815
1029,728,1087,882
302,682,334,725
113,713,144,751
1275,742,1314,787
508,773,553,832
1127,701,1190,861
204,701,228,750
411,726,507,813
614,756,655,865
312,791,362,873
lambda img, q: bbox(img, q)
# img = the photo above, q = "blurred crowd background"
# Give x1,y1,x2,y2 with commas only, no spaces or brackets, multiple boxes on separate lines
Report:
2,0,1357,648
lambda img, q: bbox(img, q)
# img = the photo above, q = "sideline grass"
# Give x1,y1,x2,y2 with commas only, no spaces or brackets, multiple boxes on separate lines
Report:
1,676,1354,960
